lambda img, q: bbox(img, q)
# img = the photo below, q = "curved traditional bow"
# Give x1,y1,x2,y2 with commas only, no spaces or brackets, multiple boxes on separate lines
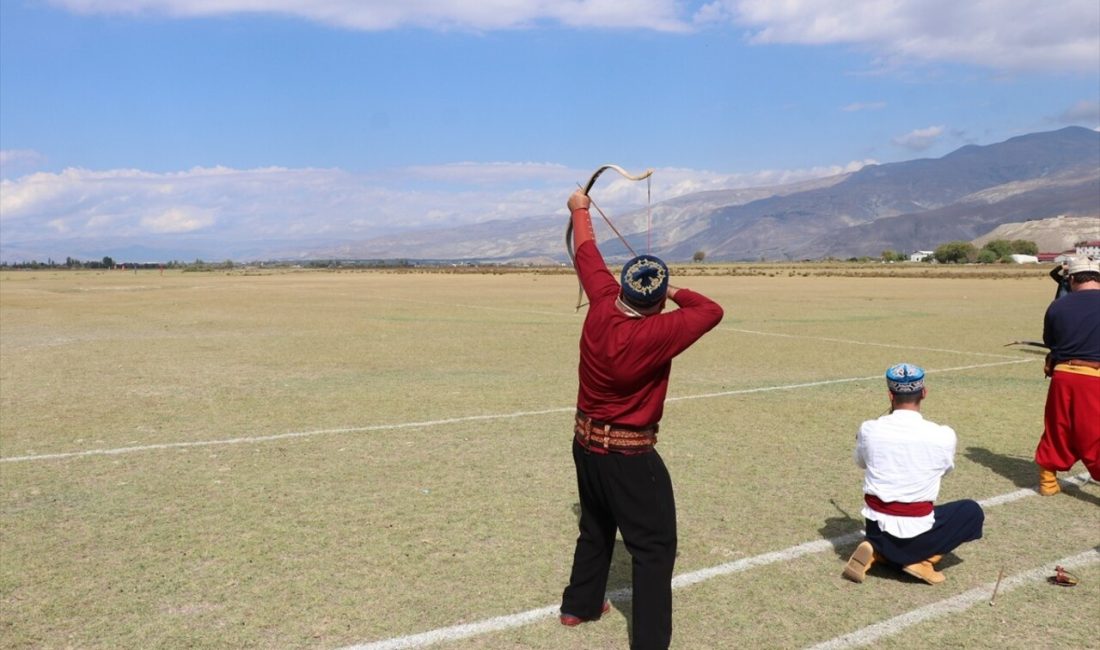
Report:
566,164,654,310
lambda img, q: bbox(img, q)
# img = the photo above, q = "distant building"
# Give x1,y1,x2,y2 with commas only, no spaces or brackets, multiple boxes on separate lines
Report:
1010,254,1039,264
909,250,934,262
1077,240,1100,258
1039,241,1100,264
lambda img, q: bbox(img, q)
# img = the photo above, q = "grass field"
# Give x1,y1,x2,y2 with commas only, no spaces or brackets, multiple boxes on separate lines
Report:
1,266,1097,649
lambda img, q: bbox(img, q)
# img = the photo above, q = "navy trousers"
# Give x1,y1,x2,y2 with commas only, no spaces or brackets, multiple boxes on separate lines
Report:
865,499,985,567
561,439,677,650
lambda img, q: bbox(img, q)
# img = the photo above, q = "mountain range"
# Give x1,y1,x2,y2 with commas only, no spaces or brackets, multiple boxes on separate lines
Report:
316,126,1100,263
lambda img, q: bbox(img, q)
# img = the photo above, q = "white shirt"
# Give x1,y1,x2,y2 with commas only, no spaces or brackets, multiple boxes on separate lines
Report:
855,409,956,539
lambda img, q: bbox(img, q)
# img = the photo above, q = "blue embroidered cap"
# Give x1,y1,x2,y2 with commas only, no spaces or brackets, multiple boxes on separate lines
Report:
886,363,925,394
620,254,669,308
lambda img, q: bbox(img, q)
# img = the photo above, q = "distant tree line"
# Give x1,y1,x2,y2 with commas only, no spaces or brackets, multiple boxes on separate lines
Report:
0,257,419,270
2,240,1045,269
876,239,1039,264
0,256,181,270
931,239,1038,264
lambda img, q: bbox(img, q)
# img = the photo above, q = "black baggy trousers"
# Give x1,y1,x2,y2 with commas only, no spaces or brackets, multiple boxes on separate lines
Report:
561,439,677,650
866,499,985,567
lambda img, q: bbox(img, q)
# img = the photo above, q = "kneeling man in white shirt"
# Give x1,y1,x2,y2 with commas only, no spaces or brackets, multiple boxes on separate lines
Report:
843,363,984,585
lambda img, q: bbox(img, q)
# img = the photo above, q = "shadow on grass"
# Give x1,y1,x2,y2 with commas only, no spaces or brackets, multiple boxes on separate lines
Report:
972,448,1100,508
863,553,967,585
820,498,865,561
819,498,972,584
966,446,1100,506
965,446,1037,489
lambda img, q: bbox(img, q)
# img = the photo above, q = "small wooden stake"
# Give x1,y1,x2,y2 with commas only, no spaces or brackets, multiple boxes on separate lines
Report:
989,566,1006,606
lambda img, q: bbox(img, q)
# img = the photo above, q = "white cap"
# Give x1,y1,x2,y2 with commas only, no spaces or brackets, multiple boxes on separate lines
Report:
1066,256,1099,275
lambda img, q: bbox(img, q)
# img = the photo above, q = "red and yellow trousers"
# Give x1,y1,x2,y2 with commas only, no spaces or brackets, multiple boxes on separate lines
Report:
1036,364,1100,479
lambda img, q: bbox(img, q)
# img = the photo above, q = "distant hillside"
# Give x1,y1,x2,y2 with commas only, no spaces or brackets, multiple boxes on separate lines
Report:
973,214,1100,253
800,169,1099,259
660,126,1099,261
305,126,1100,262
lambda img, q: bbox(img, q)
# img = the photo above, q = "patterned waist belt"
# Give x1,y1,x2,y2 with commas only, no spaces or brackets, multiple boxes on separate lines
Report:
574,412,658,455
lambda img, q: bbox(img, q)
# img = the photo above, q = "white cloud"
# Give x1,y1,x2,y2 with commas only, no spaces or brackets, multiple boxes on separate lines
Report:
48,0,692,32
0,161,864,257
0,164,578,247
141,207,216,233
46,1,1099,72
0,149,46,167
1058,99,1100,125
892,125,945,151
842,101,887,112
657,160,873,197
713,0,1100,73
0,149,48,177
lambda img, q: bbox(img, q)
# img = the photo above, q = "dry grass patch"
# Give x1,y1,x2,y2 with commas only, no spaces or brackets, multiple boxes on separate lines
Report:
1,268,1095,649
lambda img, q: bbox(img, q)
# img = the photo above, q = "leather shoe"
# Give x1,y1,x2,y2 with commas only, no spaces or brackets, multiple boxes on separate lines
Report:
560,600,611,626
1038,468,1060,496
903,560,946,584
842,541,879,583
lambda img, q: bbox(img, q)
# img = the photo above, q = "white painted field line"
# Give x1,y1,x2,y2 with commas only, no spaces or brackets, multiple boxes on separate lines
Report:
342,606,561,650
806,547,1100,650
669,358,1032,403
669,473,1089,591
394,297,1028,362
0,408,572,464
338,473,1090,650
722,327,1022,360
1,359,1031,464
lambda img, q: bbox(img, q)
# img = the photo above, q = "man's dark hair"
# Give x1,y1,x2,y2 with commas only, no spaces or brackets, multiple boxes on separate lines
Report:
1070,271,1100,284
890,391,923,406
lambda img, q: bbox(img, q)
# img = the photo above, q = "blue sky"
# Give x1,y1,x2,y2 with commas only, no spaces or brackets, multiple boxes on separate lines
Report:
1,0,1098,261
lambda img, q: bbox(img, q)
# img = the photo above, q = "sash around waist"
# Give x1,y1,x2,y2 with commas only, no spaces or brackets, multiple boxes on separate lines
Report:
864,493,934,517
1054,361,1100,377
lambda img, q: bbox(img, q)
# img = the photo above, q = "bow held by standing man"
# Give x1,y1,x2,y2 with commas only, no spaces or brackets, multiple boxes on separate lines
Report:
558,188,723,650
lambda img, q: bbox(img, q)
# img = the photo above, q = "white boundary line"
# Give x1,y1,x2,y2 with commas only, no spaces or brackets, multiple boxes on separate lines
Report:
0,359,1032,464
806,547,1100,649
393,297,1027,362
720,327,1022,360
341,475,1091,650
0,408,571,463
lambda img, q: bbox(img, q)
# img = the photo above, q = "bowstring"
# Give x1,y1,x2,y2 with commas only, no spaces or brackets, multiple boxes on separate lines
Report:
576,183,638,258
646,175,652,254
571,171,653,310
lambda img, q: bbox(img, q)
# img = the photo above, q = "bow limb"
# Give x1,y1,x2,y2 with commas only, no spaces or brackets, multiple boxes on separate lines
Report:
582,164,654,196
566,217,584,310
566,164,654,310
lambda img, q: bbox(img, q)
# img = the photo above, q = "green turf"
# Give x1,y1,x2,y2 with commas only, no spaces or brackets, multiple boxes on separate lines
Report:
1,267,1096,649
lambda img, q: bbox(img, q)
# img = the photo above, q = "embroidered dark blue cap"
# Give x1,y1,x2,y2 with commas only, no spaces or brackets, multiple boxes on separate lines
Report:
620,254,669,308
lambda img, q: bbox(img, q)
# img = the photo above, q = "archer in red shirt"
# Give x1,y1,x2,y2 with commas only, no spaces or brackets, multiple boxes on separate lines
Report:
560,189,723,650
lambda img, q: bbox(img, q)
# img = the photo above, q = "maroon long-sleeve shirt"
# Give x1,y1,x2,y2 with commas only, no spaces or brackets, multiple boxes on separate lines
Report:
574,240,724,428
